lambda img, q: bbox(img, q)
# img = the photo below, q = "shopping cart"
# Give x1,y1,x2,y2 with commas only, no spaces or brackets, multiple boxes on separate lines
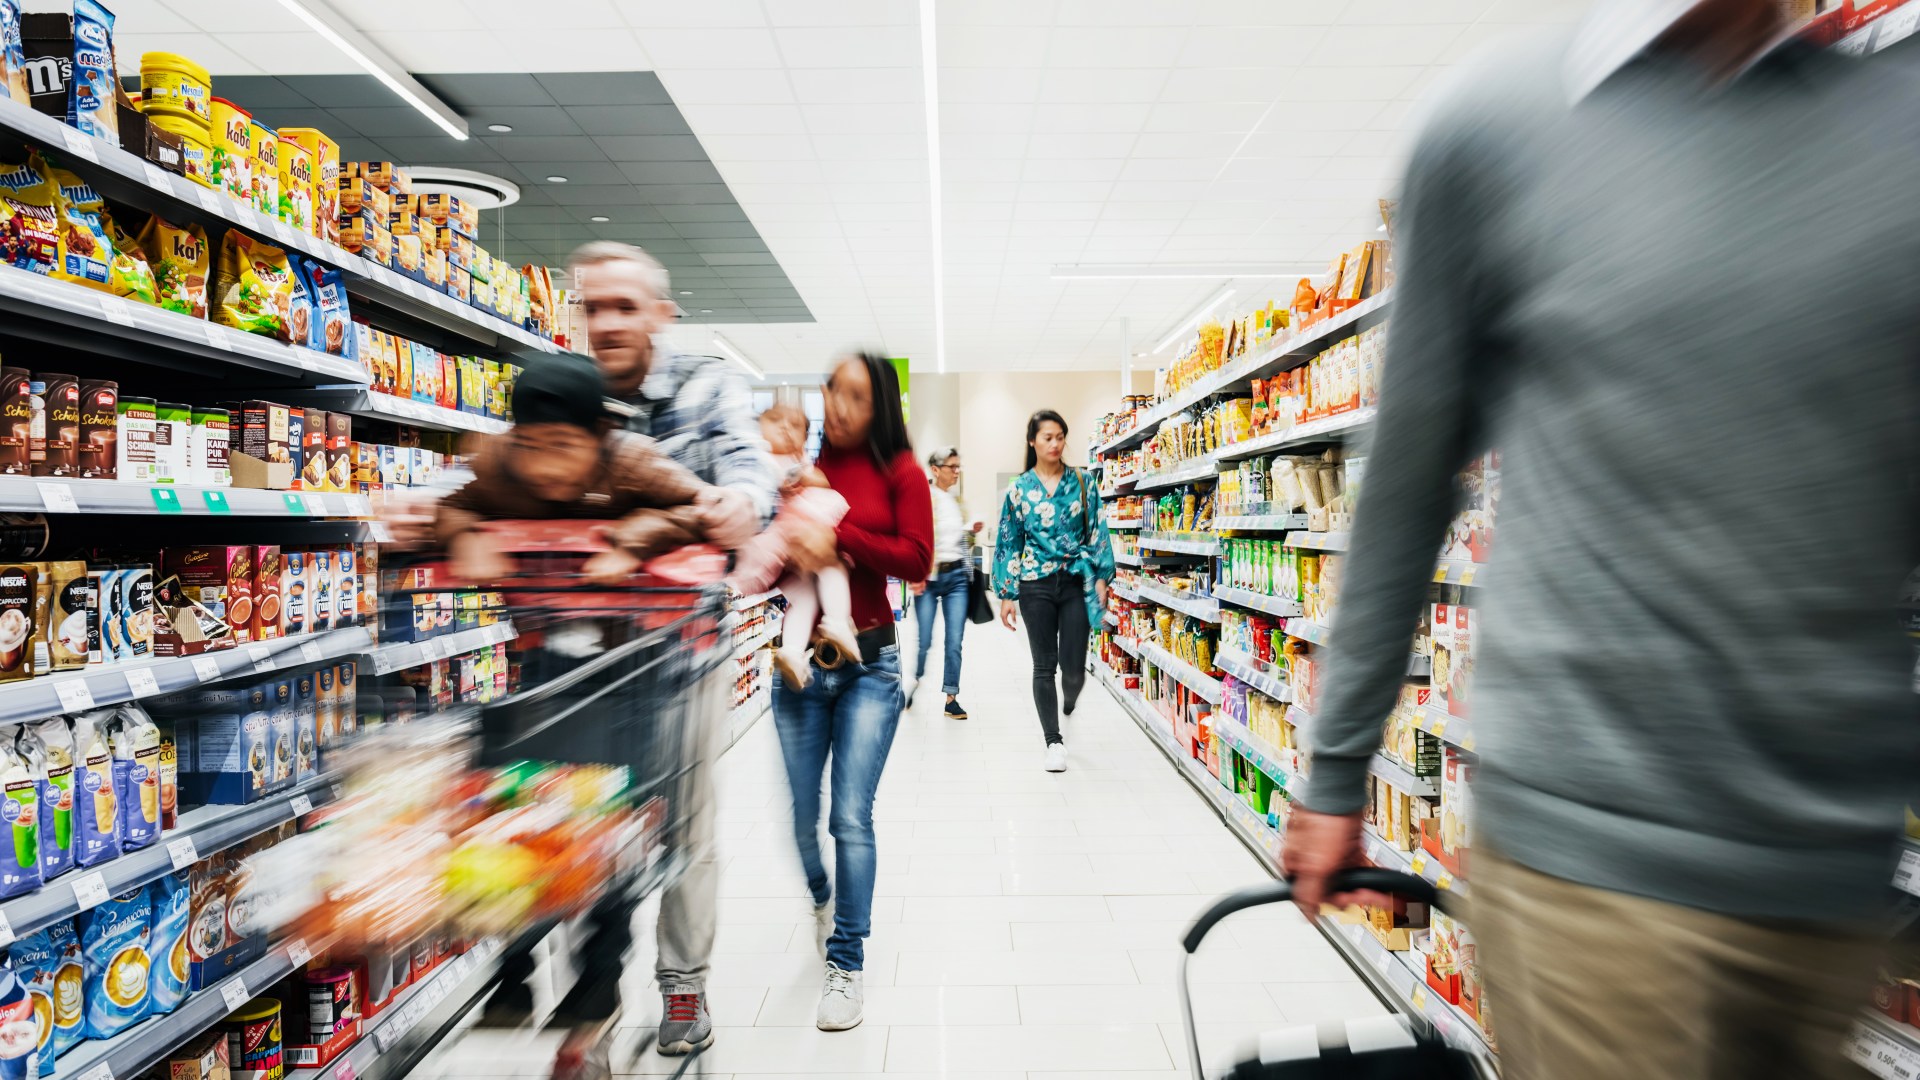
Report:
1178,869,1486,1080
381,521,732,1079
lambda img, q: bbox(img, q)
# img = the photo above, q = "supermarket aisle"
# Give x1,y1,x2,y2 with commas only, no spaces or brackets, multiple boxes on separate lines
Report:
437,622,1382,1078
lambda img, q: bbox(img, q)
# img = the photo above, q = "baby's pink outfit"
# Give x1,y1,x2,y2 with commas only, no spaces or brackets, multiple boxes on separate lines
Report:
727,455,857,686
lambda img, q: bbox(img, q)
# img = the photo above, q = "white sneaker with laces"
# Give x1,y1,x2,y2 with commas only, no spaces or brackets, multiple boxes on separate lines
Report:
816,963,864,1031
813,899,833,957
1043,742,1068,772
901,673,918,708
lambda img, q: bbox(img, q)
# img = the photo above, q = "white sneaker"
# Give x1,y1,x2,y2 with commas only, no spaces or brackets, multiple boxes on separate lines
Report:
901,673,918,707
1043,742,1068,772
813,899,833,957
816,963,864,1031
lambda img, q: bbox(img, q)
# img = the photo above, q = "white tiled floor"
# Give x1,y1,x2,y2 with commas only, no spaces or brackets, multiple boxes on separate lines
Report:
429,618,1381,1078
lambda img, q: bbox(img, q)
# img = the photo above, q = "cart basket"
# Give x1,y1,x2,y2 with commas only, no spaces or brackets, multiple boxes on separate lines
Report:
1178,869,1482,1080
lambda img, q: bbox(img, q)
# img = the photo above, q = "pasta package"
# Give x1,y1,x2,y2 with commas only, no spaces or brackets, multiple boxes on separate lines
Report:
48,168,110,290
136,215,208,319
212,232,294,339
67,0,119,143
0,155,59,276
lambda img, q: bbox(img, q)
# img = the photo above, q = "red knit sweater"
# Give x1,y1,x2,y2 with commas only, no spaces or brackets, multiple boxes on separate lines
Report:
817,444,933,633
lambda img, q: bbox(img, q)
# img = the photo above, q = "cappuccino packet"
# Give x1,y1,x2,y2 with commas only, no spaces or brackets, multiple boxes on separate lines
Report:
69,712,119,868
143,871,188,1018
76,887,150,1040
0,735,37,899
18,721,68,882
11,918,80,1073
0,563,38,682
107,706,159,851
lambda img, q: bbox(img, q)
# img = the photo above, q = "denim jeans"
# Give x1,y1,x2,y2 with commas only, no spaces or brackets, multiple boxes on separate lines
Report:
913,565,970,695
773,644,903,972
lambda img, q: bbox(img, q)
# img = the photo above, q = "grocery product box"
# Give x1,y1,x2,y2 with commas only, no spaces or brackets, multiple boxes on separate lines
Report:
225,401,294,490
162,684,271,804
163,546,254,646
281,550,310,636
252,546,282,642
159,1027,231,1080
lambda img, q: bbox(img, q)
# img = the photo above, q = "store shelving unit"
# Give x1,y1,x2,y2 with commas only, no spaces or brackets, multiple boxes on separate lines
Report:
1135,582,1220,623
0,477,372,519
1215,647,1290,702
1105,514,1144,530
1114,550,1143,568
1137,532,1219,557
1133,456,1219,493
1284,531,1350,552
281,388,513,436
286,942,501,1080
1213,586,1302,620
1215,512,1310,532
1137,641,1222,704
1851,1013,1920,1080
368,622,519,676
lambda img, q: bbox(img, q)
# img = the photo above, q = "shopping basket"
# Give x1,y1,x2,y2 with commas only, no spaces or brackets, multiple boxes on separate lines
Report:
1178,869,1483,1080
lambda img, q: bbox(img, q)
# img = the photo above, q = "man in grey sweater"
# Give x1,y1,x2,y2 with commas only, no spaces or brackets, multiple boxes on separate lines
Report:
1283,2,1920,1077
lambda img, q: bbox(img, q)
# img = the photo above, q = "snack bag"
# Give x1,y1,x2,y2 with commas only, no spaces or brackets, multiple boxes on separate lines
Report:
0,0,27,108
107,704,159,851
99,210,155,305
18,722,68,882
136,215,208,320
305,258,354,359
0,735,35,899
143,871,189,1017
286,255,316,351
67,0,119,142
48,168,111,290
0,156,60,276
76,887,151,1040
212,231,294,339
0,955,36,1080
69,711,119,868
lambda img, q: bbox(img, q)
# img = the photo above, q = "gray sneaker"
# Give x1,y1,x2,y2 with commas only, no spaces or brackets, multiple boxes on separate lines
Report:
813,899,834,957
816,963,864,1031
656,988,713,1055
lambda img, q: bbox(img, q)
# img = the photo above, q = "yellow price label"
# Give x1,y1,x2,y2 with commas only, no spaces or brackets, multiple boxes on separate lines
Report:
1462,734,1477,752
1411,987,1429,1010
1460,566,1477,585
1432,566,1448,582
1429,719,1446,738
1436,871,1454,891
1410,853,1429,875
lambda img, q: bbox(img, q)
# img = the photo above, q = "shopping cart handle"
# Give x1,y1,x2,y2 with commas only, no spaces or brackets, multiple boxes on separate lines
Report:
1180,869,1436,953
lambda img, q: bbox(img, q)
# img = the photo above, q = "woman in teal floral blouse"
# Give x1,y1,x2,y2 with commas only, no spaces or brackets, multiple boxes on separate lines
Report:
992,409,1116,772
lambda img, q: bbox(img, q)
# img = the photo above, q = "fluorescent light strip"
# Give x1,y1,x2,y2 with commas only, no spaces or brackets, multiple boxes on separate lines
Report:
712,333,765,381
273,0,470,141
919,0,946,375
1153,287,1235,354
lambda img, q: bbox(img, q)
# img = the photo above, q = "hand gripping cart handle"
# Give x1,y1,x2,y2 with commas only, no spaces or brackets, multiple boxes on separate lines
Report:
1177,868,1485,1080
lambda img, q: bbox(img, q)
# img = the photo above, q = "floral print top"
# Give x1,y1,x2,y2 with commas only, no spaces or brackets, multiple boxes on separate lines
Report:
992,467,1115,620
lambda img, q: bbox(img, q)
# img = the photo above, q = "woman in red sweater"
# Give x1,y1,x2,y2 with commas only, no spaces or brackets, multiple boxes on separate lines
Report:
775,352,931,1033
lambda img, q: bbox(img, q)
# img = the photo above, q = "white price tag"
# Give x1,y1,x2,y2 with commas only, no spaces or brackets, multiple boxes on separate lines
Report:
193,184,224,215
333,1062,356,1080
368,521,394,543
54,680,95,713
77,1063,112,1080
59,125,99,163
289,793,313,816
273,222,298,246
204,321,226,348
0,910,14,947
71,871,109,910
220,976,250,1012
248,645,274,673
304,494,328,517
300,641,325,664
346,495,369,516
97,296,135,328
190,655,222,683
143,163,171,191
288,938,312,967
36,482,78,514
166,836,198,869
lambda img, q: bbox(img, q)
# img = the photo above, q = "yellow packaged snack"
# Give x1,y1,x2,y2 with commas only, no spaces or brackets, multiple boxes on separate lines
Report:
48,166,110,289
0,153,61,275
100,210,156,305
136,214,208,319
212,230,294,339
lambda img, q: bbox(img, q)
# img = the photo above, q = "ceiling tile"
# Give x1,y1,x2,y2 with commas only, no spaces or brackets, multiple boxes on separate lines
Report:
325,107,444,139
1037,68,1170,103
483,135,610,161
939,68,1044,104
1030,103,1152,133
617,161,728,185
658,70,795,104
416,73,558,107
801,103,923,134
786,68,924,104
615,0,768,28
463,0,627,28
565,105,694,135
941,25,1050,67
591,134,710,160
1047,26,1191,68
636,28,784,67
775,26,920,67
513,161,631,185
1307,25,1463,66
698,135,818,161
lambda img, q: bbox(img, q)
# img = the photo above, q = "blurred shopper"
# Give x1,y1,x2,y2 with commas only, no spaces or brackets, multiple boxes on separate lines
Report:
1282,4,1920,1078
772,352,930,1032
907,446,982,718
492,242,777,1062
993,410,1115,773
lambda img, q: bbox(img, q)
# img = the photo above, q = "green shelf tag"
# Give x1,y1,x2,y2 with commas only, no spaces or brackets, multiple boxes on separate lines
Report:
202,490,231,514
283,493,310,516
150,487,182,514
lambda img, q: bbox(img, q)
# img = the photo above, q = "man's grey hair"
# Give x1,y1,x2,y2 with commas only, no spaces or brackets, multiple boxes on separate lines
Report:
927,446,959,468
567,241,670,299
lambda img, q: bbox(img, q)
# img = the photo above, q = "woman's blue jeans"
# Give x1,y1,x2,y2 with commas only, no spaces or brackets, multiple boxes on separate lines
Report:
772,643,903,972
913,565,970,695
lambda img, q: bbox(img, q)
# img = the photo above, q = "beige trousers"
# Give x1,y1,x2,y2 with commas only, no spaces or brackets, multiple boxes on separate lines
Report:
1472,851,1881,1080
655,660,727,990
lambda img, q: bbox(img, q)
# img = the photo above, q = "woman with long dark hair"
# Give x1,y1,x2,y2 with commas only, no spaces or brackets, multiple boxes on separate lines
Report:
772,351,931,1033
991,409,1115,772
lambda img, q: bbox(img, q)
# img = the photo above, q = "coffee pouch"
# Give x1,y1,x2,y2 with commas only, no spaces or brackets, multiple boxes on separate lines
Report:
69,711,118,868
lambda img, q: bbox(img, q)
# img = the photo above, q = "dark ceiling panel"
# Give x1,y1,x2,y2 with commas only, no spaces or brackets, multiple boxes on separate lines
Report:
326,107,444,139
416,73,557,107
463,106,584,136
591,135,707,162
615,161,725,186
674,222,762,240
536,72,671,106
566,105,692,136
657,204,749,223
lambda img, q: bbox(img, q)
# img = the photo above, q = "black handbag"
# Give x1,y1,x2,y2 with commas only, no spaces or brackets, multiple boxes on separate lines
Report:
966,561,995,625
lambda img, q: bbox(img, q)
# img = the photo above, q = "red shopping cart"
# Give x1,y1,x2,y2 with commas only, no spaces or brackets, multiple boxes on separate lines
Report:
1178,869,1487,1080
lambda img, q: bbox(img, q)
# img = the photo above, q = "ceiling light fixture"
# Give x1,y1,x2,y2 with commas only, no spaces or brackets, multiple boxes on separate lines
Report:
711,333,764,380
487,123,512,133
1051,263,1324,281
679,291,693,296
1153,286,1235,354
546,175,569,183
918,0,946,374
589,215,610,222
270,0,469,140
699,309,713,314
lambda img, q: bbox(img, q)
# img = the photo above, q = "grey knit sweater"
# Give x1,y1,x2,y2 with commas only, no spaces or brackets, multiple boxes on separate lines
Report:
1304,32,1920,921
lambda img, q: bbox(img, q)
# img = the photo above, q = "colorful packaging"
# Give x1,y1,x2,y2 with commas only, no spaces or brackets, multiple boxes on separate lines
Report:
286,255,315,351
136,215,209,320
296,409,326,491
0,736,38,898
138,50,209,123
47,169,110,289
313,664,337,747
0,562,36,683
333,547,356,627
156,725,175,831
69,710,118,868
0,156,60,275
223,997,281,1080
119,565,151,660
279,128,338,242
164,546,251,647
305,259,353,359
66,0,118,143
251,547,279,642
0,369,27,475
144,871,189,1017
98,208,156,304
0,1,27,109
265,678,293,793
277,139,313,235
12,920,78,1073
212,232,294,339
146,114,210,188
109,704,160,850
325,413,350,493
280,550,305,636
25,721,71,881
0,957,38,1080
250,121,279,218
153,401,189,484
291,671,316,782
190,407,229,487
208,97,251,203
77,887,151,1039
114,397,156,484
28,374,75,479
76,380,115,481
309,549,332,632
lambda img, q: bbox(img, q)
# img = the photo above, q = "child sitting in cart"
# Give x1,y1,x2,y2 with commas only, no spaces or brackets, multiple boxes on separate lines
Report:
436,351,718,584
725,402,858,688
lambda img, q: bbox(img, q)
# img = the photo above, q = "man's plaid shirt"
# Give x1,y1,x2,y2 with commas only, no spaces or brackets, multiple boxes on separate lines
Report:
620,347,780,525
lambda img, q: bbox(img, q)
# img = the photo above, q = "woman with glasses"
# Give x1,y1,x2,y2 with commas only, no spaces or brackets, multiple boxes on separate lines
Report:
907,446,983,718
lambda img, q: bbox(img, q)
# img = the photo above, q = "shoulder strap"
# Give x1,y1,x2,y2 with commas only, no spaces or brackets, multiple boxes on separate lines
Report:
1076,468,1092,544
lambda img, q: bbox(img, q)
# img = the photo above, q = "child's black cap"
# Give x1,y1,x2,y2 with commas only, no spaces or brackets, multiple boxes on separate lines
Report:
513,353,615,431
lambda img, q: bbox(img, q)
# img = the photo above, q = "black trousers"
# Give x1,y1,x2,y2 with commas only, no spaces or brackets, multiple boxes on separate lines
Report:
493,880,635,1024
1018,572,1089,745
